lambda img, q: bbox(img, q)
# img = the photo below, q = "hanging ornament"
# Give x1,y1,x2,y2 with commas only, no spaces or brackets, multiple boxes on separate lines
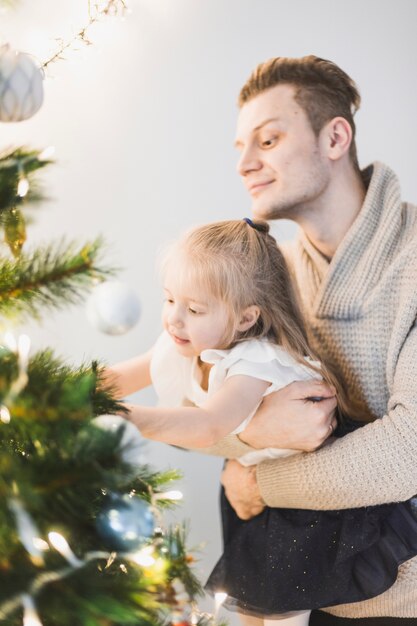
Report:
86,280,141,335
4,207,26,256
0,44,44,123
91,414,146,466
96,492,155,552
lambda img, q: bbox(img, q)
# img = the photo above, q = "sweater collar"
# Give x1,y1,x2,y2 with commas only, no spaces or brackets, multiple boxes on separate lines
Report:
297,162,404,320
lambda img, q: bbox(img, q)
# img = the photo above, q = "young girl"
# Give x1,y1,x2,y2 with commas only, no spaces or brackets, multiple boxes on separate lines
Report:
106,219,417,626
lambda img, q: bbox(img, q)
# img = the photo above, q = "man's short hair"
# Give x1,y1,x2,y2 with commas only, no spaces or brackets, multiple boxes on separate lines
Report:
239,55,361,168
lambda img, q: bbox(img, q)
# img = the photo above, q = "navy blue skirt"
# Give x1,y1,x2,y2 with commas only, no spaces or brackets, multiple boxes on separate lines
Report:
310,613,417,625
205,489,417,617
206,417,417,617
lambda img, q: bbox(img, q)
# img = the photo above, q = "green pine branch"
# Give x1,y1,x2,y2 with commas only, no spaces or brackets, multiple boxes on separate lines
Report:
0,237,116,320
163,524,203,599
0,147,52,217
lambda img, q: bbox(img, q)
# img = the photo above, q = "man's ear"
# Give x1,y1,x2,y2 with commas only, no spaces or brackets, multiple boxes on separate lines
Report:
236,305,261,332
321,116,352,161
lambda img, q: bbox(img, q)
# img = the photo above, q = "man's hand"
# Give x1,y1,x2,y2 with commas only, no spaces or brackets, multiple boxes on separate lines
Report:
238,380,338,451
221,460,265,520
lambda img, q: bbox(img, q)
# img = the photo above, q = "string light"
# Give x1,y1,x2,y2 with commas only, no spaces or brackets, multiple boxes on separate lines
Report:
4,331,17,352
17,177,29,198
2,333,31,412
21,595,43,626
214,591,227,618
154,490,183,501
48,532,83,568
18,335,31,368
0,405,11,424
32,538,49,552
130,545,156,567
9,500,45,562
38,146,55,161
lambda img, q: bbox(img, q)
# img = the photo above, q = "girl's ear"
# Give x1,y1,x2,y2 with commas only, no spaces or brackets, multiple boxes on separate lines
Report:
237,305,261,332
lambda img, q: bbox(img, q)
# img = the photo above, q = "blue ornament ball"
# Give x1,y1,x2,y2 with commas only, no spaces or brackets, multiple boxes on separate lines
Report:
96,493,154,552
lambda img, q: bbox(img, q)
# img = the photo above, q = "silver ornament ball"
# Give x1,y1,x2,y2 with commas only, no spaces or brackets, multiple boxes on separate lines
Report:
96,492,155,552
86,280,141,335
0,44,44,122
92,414,146,466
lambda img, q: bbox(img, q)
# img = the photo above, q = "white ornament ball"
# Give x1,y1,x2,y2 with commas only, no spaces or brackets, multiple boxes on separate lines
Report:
0,44,44,122
86,281,141,335
92,414,146,466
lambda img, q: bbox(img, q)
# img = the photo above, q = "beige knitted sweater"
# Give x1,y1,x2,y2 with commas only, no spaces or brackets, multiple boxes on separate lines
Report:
204,162,417,618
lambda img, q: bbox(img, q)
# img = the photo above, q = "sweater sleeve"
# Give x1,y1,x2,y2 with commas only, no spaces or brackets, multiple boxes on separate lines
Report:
257,323,417,510
190,433,256,458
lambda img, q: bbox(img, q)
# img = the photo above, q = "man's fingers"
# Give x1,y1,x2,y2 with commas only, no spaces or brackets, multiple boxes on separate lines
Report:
310,396,337,421
221,461,266,520
237,504,265,521
286,379,336,399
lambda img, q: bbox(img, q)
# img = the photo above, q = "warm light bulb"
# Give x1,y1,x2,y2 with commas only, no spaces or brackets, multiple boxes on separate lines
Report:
38,146,55,161
0,405,11,424
4,331,17,352
17,177,30,198
33,538,49,551
129,545,155,567
214,591,228,616
22,595,43,626
48,531,82,567
154,490,183,501
18,334,31,367
48,531,70,552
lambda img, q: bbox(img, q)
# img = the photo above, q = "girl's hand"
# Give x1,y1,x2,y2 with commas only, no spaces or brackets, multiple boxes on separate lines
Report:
237,380,338,451
221,460,265,520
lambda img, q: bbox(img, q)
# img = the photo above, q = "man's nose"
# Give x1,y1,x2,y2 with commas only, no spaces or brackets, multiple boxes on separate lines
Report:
237,146,262,177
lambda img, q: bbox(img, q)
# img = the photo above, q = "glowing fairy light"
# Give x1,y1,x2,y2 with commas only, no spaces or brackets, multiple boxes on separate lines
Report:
7,334,31,398
130,545,156,567
32,537,50,552
3,332,31,392
0,405,11,424
22,594,43,626
48,532,82,567
17,177,29,198
9,499,45,562
4,331,17,352
18,334,31,368
214,591,228,617
154,490,183,501
38,146,55,161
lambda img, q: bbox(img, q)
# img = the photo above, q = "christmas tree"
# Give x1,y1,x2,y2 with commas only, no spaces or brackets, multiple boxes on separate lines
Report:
0,4,221,625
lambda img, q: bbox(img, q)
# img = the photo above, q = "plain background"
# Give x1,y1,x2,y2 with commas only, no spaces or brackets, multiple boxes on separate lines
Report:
1,0,417,620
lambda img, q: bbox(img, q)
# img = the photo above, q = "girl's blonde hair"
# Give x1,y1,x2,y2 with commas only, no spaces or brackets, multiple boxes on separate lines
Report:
163,219,350,418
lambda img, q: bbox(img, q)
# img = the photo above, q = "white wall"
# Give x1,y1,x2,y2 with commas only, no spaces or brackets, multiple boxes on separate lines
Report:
1,0,416,620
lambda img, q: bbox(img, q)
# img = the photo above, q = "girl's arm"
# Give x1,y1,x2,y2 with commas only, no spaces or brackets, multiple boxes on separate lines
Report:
124,375,270,448
102,348,153,398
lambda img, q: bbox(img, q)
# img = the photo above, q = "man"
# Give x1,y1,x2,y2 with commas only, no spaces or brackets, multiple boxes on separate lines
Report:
211,56,417,624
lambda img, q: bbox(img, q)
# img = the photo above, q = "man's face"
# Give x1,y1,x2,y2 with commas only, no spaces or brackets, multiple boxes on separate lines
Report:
235,84,331,221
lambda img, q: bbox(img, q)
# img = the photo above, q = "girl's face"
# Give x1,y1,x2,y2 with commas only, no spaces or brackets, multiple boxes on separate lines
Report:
162,266,232,358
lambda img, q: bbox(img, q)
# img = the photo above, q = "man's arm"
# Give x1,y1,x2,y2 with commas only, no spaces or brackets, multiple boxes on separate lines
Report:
224,324,417,514
196,379,337,457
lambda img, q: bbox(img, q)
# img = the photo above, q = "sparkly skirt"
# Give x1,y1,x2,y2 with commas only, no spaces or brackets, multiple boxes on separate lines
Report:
205,488,417,617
